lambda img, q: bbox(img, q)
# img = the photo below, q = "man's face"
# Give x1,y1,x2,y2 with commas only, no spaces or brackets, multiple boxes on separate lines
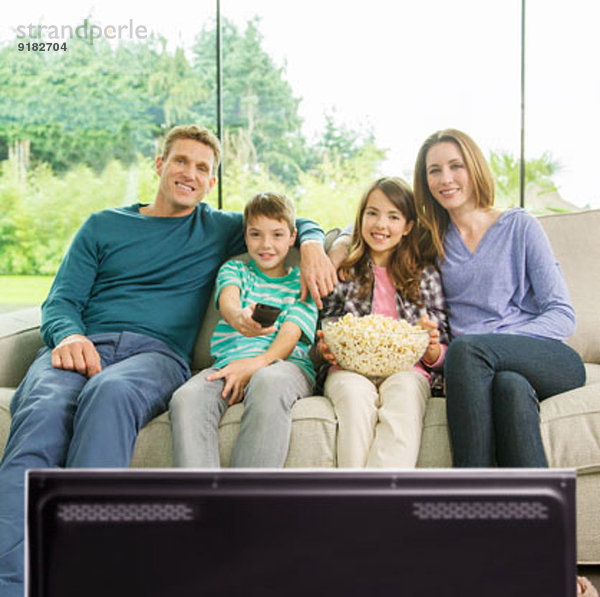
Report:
155,138,216,216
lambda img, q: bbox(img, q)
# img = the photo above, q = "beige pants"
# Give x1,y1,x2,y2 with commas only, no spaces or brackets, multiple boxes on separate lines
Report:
324,369,430,468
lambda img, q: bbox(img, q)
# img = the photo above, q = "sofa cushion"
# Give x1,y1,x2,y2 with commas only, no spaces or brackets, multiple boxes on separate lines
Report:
129,395,338,468
218,395,337,468
538,210,600,364
576,465,600,564
541,365,600,469
0,307,43,388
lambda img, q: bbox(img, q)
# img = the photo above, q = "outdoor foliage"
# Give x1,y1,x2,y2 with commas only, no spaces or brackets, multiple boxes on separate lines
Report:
0,17,563,278
0,17,384,275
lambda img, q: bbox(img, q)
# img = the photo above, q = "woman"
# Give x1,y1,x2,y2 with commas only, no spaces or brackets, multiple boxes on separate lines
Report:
413,128,586,468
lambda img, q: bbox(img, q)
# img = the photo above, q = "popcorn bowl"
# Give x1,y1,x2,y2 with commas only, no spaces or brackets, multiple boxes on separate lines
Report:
321,314,430,378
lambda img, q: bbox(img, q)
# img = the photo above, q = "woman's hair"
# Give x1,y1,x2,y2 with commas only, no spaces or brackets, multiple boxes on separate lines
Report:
340,177,423,304
413,128,495,261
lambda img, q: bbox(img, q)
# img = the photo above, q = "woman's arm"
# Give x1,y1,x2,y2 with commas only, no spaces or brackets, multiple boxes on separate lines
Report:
510,216,575,340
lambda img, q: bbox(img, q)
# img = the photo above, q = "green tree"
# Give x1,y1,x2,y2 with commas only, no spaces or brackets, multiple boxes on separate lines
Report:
489,150,561,207
0,23,161,172
191,17,309,184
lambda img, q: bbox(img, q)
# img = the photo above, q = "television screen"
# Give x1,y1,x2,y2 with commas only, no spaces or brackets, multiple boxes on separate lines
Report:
26,468,576,597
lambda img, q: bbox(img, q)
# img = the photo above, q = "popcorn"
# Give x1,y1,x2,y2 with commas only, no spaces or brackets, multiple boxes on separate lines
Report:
322,314,429,377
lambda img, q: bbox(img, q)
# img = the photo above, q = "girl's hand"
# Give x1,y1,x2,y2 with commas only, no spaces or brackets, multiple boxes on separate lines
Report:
417,313,441,366
206,357,265,405
231,304,276,337
316,330,340,367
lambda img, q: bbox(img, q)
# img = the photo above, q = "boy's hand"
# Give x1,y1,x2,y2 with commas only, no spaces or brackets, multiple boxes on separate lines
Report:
417,313,441,365
231,304,276,337
206,357,266,406
51,334,102,378
316,330,340,367
299,242,338,309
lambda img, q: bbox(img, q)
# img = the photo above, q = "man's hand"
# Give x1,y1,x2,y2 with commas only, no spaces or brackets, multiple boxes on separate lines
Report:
51,334,102,378
316,330,340,367
299,242,338,308
206,357,266,406
230,304,276,337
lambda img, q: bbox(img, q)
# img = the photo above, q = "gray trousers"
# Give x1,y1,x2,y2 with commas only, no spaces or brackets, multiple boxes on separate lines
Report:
169,360,313,467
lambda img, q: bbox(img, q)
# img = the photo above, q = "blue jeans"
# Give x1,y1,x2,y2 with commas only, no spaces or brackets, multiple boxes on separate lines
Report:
444,334,586,467
0,332,190,597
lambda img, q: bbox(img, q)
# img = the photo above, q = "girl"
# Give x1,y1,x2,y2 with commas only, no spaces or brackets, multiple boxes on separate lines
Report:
413,128,586,467
319,177,449,468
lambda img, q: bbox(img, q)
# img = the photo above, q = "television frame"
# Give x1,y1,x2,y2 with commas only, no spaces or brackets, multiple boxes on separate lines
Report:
26,468,576,597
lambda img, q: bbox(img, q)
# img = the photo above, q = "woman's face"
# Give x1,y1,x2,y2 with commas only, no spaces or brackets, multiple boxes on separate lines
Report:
361,188,413,266
425,141,475,213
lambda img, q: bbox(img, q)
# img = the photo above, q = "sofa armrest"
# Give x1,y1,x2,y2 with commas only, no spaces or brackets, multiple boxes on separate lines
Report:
0,307,44,388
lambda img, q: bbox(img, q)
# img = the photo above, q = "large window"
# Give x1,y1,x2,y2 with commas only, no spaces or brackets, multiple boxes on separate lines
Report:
1,1,598,310
526,0,600,211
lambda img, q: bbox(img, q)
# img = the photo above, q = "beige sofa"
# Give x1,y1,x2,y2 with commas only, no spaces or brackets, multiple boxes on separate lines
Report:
1,210,599,563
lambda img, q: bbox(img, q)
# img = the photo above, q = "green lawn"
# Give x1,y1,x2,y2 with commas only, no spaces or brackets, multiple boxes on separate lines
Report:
0,276,54,311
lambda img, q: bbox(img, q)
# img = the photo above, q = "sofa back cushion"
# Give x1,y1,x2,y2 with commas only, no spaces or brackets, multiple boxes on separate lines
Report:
538,209,600,364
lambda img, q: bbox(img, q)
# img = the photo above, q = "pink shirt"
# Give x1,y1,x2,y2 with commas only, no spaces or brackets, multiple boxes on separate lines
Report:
372,265,398,318
371,264,445,385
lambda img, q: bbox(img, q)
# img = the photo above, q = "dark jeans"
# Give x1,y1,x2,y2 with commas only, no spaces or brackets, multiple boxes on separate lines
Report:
444,334,586,467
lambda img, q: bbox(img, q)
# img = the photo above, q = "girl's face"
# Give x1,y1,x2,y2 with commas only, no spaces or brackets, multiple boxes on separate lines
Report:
425,141,475,214
361,188,413,266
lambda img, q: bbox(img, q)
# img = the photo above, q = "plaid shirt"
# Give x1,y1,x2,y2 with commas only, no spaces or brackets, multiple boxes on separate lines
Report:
319,264,449,394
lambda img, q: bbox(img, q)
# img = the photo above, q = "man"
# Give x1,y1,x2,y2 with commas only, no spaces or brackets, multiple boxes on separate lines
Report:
0,125,337,597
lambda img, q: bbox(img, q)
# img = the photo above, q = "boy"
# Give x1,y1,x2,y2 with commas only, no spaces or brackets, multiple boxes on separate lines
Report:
169,192,318,467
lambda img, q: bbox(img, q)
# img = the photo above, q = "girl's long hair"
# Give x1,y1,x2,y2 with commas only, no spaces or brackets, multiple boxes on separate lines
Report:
340,177,423,304
414,128,495,261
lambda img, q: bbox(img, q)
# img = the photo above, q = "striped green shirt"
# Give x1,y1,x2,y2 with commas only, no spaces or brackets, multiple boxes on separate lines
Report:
210,259,317,383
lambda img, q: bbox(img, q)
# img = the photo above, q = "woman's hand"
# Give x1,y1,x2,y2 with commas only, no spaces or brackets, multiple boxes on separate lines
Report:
418,313,441,365
316,330,340,367
206,357,266,406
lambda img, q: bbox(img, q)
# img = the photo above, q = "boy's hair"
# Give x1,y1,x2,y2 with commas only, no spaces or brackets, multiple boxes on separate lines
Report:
243,192,296,234
413,128,495,261
340,177,423,304
161,125,221,175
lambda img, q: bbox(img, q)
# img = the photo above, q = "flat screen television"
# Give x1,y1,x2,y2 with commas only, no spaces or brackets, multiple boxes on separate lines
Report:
26,468,576,597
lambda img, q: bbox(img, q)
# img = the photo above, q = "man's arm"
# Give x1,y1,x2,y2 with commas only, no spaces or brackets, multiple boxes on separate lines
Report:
41,216,102,376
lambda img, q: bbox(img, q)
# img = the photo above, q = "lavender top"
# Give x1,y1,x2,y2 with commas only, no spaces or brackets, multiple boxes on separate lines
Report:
440,208,575,341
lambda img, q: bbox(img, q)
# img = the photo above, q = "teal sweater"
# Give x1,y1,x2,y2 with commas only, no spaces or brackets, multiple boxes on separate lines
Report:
41,203,324,363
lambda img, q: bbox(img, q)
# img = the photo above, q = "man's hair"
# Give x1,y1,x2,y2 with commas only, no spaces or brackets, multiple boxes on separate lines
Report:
243,192,296,234
161,125,221,175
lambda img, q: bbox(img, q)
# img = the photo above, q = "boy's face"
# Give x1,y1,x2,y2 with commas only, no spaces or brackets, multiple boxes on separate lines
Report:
245,215,297,277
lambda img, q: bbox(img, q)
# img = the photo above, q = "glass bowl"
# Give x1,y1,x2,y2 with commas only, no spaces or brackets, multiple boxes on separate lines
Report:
321,314,430,378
